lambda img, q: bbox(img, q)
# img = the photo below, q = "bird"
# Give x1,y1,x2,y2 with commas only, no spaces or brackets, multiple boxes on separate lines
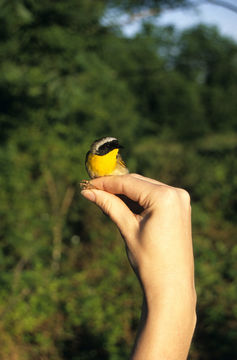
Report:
80,136,129,190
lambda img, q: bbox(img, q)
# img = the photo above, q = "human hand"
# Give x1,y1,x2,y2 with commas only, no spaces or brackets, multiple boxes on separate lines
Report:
81,173,196,359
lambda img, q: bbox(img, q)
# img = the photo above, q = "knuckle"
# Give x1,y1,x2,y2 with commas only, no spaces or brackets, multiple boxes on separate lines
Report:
122,173,131,181
160,187,179,205
178,188,191,204
152,186,191,209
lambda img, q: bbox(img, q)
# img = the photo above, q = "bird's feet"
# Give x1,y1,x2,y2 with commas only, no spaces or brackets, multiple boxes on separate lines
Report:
80,180,97,190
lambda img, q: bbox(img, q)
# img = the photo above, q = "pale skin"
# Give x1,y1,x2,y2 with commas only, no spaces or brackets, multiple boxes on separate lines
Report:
81,173,197,360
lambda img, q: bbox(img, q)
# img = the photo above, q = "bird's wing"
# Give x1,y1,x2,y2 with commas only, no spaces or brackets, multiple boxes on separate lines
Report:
117,153,127,168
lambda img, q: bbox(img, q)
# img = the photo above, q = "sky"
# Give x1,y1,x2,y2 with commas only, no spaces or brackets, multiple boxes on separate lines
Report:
122,1,237,42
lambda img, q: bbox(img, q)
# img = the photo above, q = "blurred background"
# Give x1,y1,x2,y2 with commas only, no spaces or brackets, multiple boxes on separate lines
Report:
0,0,236,359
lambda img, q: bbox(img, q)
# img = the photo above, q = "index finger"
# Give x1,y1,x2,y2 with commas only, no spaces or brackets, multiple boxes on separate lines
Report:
90,174,159,208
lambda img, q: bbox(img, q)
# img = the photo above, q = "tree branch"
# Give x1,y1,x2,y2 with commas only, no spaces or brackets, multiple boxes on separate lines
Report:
202,0,237,13
60,186,75,217
44,169,59,214
51,185,75,272
123,8,160,25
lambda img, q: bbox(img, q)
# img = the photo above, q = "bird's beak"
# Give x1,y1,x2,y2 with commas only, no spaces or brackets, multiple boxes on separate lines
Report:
118,144,124,149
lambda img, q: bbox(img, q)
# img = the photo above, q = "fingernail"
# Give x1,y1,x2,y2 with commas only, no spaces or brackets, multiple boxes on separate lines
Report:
81,190,96,202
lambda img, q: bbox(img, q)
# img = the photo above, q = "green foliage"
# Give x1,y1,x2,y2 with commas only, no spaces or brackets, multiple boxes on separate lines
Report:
0,0,236,359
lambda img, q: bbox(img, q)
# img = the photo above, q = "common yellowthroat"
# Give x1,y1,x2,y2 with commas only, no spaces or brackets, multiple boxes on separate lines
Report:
80,137,144,213
86,136,128,178
80,137,129,190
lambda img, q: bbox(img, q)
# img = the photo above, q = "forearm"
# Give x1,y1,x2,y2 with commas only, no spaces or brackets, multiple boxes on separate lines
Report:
82,174,196,359
131,281,197,360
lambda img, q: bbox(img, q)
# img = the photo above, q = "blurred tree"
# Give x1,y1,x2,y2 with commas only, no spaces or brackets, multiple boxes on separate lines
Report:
175,24,237,132
0,0,139,144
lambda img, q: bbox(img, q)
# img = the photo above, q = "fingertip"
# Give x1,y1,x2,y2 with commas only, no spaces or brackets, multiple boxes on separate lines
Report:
81,190,96,202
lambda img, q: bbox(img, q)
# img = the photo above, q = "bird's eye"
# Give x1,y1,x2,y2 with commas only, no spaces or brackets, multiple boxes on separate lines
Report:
98,143,108,152
98,140,119,154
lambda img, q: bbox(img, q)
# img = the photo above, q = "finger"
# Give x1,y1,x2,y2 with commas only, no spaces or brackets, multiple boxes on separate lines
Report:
90,174,159,208
130,175,191,208
81,189,138,239
129,173,170,188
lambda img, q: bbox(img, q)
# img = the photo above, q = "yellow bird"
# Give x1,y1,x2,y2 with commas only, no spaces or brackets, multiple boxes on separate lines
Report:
85,136,129,179
80,137,128,190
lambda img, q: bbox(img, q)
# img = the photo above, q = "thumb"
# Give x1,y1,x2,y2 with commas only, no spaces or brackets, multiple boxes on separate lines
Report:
81,189,138,239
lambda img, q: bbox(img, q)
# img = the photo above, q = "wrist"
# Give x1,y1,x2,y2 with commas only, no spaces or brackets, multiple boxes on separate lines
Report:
132,284,196,360
141,274,197,324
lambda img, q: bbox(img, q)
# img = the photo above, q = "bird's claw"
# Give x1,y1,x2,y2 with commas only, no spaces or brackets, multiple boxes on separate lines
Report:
80,180,97,190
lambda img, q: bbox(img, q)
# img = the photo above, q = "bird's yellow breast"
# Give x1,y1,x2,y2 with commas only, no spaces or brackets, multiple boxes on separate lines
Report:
87,148,119,177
